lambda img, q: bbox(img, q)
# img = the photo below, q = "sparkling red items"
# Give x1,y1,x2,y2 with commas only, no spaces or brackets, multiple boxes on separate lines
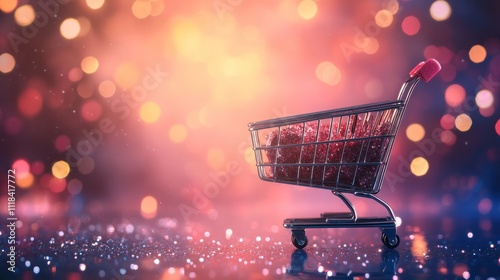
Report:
265,116,391,190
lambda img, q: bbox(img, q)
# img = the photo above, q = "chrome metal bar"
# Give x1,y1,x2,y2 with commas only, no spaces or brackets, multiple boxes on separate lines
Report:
354,192,396,221
332,191,357,221
248,101,403,130
397,76,420,103
309,119,321,184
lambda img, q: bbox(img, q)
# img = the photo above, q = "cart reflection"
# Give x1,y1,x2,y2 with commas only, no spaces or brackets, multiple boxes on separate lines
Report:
286,248,399,279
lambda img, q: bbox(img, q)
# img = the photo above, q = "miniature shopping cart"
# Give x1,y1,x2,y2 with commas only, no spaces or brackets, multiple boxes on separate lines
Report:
248,59,441,249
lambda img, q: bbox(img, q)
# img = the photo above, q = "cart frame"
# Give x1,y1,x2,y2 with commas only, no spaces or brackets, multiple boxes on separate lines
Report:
248,59,440,249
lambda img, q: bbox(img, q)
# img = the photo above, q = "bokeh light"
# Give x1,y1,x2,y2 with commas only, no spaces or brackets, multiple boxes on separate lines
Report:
440,114,455,130
362,37,380,54
430,0,451,21
475,89,494,109
469,45,487,63
440,64,457,82
98,80,117,98
444,84,466,107
49,177,67,193
80,99,103,122
406,123,426,142
13,159,30,178
77,17,92,37
31,161,45,175
18,88,43,118
169,124,188,143
410,157,429,176
225,229,233,240
141,196,158,219
375,10,393,28
55,135,71,152
77,80,95,98
453,262,472,280
68,179,83,195
140,102,161,123
0,53,16,74
0,0,17,13
297,0,318,20
86,0,105,10
171,18,202,58
17,172,34,188
423,45,454,65
60,18,81,40
243,146,255,166
132,0,152,19
440,130,456,146
68,67,84,82
410,233,429,264
384,0,399,14
77,156,95,174
479,106,494,117
455,114,473,132
477,198,492,214
81,56,99,74
14,4,35,26
52,161,71,179
401,16,420,36
316,61,341,85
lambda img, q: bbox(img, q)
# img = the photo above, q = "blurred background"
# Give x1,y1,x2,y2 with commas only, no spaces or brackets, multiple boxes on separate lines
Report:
0,0,499,237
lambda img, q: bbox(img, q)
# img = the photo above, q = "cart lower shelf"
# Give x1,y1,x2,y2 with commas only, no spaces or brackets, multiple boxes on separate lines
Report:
282,192,401,250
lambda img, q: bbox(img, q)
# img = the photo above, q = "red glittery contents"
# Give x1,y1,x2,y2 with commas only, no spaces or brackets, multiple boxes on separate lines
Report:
265,116,391,190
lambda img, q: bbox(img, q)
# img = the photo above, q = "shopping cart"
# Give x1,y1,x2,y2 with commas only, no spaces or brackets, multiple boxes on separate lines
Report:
248,59,441,249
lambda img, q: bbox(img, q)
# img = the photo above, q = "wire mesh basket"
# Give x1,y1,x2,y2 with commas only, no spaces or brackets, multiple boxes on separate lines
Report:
249,100,404,194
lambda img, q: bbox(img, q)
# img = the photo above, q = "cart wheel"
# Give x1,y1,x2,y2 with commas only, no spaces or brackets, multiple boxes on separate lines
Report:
381,233,400,249
291,234,308,249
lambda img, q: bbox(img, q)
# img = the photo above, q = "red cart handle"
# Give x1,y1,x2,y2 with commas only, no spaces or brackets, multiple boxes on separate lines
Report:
409,58,441,82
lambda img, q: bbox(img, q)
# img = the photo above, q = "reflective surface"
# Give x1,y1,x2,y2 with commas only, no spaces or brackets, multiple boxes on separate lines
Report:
1,211,499,279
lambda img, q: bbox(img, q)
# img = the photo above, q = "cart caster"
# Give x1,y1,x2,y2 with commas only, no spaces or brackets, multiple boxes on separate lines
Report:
292,235,308,249
381,233,400,249
291,230,308,249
